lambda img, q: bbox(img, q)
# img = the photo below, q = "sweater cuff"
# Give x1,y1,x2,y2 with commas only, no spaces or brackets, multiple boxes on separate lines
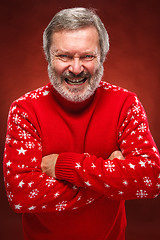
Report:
55,152,83,185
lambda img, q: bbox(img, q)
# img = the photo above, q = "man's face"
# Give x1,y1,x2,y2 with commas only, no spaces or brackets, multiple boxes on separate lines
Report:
48,26,103,102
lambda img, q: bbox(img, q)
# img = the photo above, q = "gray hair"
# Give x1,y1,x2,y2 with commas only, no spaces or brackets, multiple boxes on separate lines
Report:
43,7,109,64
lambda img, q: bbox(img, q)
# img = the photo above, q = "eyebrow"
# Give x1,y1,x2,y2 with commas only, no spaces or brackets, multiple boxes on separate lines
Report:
52,50,98,56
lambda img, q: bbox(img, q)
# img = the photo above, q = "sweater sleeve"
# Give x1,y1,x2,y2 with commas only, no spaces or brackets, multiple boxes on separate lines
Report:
3,103,100,213
55,95,160,200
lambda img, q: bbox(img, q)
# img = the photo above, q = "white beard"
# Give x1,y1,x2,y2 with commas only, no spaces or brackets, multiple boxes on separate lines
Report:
48,64,104,103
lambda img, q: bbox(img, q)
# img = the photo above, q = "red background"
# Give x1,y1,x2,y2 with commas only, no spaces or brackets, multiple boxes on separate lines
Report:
0,0,159,239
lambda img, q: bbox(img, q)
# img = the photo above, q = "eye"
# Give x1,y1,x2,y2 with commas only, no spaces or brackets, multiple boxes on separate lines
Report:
56,54,72,62
81,55,96,61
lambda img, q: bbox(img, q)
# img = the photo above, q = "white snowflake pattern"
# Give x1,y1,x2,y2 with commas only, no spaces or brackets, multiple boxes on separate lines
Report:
11,105,17,113
7,170,10,175
85,181,92,187
134,96,139,105
28,189,39,199
122,140,127,145
30,92,39,99
37,142,42,151
143,177,152,186
91,163,96,168
21,112,28,119
72,185,78,190
6,134,11,144
138,135,143,140
86,198,94,205
25,141,35,149
141,154,149,158
12,114,21,124
39,174,45,178
46,178,56,187
75,162,81,169
54,192,60,198
84,153,90,157
133,120,138,125
156,183,160,189
28,181,34,187
141,112,147,120
104,183,110,188
77,196,82,201
18,130,31,139
55,201,67,211
118,191,124,195
16,86,50,103
123,180,128,186
72,207,79,210
138,123,147,133
17,96,26,102
42,205,47,209
132,104,141,114
14,174,20,179
126,108,131,117
152,146,157,152
7,123,13,131
132,148,142,156
3,153,6,162
104,160,115,172
7,191,13,202
18,164,28,169
118,131,123,137
147,159,155,167
131,130,136,135
43,90,49,96
136,190,148,198
18,180,25,188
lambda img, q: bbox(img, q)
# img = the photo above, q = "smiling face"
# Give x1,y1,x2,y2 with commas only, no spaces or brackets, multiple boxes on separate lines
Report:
48,26,103,102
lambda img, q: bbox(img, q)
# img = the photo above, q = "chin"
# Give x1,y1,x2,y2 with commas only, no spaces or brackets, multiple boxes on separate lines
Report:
54,83,96,102
48,64,103,103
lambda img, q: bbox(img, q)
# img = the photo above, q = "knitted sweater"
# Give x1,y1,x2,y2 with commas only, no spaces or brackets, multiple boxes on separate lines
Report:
3,81,160,240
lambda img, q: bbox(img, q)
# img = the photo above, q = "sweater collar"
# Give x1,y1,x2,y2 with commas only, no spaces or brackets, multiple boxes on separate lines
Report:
48,83,97,113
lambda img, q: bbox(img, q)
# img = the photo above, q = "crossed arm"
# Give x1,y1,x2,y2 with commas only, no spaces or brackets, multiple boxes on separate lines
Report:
41,151,125,178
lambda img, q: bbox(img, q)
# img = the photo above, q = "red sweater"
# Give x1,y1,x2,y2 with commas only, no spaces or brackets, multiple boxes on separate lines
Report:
3,81,160,240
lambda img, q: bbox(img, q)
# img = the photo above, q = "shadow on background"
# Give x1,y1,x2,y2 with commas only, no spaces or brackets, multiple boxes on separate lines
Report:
0,0,159,239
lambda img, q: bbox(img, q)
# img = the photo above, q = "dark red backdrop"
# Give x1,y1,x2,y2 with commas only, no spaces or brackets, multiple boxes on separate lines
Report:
0,0,159,239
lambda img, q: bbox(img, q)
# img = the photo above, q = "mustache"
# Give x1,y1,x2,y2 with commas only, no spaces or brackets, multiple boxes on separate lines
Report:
62,71,91,79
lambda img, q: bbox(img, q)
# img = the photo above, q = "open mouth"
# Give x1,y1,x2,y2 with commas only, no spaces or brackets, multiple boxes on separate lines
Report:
64,77,87,85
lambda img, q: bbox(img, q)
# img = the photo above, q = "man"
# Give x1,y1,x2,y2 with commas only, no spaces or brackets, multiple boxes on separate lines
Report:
3,7,160,240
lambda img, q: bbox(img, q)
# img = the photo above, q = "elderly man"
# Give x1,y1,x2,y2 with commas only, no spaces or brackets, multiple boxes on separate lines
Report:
3,7,160,240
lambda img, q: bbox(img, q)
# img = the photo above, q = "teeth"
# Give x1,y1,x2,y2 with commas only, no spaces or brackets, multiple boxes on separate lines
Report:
65,78,87,85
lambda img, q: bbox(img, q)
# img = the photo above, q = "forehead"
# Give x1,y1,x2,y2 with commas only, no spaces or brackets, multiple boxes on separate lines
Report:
51,26,100,53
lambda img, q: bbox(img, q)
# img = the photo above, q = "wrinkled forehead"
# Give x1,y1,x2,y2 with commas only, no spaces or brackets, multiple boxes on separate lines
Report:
50,26,100,53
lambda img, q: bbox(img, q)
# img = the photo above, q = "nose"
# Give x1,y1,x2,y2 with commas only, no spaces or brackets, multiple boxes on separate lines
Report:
68,57,84,75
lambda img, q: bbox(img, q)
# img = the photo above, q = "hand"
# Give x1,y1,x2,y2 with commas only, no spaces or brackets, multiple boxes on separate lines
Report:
41,154,59,178
109,150,125,160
